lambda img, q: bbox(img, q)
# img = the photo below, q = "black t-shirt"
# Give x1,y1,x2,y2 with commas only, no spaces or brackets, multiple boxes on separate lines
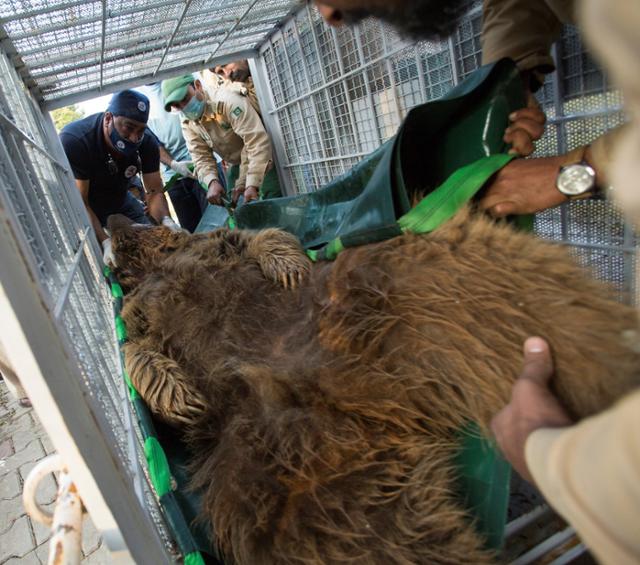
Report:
59,113,160,214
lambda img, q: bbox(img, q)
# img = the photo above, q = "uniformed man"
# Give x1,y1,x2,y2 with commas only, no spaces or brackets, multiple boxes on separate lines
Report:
60,90,181,265
202,59,261,113
137,81,215,233
162,74,280,206
210,59,261,115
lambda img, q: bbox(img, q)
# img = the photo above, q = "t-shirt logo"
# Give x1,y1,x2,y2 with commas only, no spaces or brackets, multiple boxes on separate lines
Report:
124,165,138,178
116,140,126,150
232,106,243,117
138,101,147,112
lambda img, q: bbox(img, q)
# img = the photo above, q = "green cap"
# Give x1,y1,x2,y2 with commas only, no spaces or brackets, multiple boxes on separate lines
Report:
161,74,194,111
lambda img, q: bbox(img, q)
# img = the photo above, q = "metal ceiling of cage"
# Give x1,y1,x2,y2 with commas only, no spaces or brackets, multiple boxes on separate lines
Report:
0,0,301,108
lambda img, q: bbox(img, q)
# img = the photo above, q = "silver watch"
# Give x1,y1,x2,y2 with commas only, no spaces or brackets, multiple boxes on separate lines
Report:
556,161,597,199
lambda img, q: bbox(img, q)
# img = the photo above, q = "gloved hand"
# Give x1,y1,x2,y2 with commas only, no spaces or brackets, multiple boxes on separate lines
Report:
170,160,195,179
161,216,187,233
101,238,116,267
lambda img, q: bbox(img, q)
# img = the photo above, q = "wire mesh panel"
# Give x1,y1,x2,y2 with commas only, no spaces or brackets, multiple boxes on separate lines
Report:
0,46,176,560
256,3,636,301
0,0,300,108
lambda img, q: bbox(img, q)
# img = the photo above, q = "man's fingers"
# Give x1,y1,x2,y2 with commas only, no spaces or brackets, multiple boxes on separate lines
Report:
506,130,535,157
506,117,545,141
486,201,517,218
518,337,554,387
509,107,546,125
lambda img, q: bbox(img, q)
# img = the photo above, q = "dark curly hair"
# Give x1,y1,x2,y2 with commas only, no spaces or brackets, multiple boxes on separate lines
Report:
340,0,470,41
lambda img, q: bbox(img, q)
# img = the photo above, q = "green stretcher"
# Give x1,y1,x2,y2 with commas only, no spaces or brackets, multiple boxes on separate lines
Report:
107,58,526,562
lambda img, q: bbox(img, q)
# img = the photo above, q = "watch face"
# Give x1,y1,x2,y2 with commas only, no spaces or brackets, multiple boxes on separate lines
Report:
557,163,596,196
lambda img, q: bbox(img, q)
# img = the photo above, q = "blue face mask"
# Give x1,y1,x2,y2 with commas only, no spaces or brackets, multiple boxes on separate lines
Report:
109,120,143,157
181,93,205,121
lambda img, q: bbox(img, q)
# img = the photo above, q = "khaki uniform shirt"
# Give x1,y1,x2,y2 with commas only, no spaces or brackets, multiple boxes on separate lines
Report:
181,89,272,190
482,0,625,181
482,0,576,77
525,4,640,563
201,70,262,116
526,389,640,565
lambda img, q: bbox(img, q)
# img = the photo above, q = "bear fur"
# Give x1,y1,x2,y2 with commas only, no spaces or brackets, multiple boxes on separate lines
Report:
109,209,639,564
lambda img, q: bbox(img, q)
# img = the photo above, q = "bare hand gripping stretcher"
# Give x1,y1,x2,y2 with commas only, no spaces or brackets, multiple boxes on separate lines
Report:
107,59,526,563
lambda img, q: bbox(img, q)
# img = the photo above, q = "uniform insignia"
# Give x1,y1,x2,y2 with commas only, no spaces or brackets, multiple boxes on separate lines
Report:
232,106,243,117
124,165,138,178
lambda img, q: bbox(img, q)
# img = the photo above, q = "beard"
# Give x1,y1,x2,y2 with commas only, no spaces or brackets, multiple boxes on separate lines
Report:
340,0,469,41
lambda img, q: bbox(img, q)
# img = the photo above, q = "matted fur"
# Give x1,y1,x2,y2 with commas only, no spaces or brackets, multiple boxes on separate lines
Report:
109,209,639,564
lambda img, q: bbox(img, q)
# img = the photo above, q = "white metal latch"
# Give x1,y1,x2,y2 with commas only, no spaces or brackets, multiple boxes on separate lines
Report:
23,454,85,565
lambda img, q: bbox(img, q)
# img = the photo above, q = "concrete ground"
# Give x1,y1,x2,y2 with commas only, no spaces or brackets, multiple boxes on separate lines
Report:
0,381,112,564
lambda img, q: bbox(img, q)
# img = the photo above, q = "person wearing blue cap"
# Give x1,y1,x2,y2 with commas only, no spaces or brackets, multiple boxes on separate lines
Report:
60,89,182,266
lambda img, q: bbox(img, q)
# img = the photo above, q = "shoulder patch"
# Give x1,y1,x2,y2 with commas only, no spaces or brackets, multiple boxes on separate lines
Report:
231,106,243,118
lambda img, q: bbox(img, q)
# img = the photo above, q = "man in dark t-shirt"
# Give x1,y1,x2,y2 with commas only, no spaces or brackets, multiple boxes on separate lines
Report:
60,89,181,265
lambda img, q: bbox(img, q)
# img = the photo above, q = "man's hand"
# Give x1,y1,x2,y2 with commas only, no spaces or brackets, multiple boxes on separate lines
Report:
102,238,116,267
243,186,259,203
491,337,573,483
504,94,546,157
170,160,195,179
231,184,245,204
480,155,567,218
207,180,225,206
161,216,187,233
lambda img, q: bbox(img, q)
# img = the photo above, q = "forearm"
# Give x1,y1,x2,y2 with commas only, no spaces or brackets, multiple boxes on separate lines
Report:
158,145,174,168
244,139,271,188
236,147,249,189
86,205,108,243
482,0,566,76
147,192,171,223
526,389,640,565
183,126,218,187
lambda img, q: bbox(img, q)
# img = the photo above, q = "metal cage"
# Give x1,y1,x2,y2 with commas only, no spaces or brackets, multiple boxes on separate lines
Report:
0,0,635,563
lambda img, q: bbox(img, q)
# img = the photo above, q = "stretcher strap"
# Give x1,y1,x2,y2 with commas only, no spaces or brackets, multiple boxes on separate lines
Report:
311,153,516,261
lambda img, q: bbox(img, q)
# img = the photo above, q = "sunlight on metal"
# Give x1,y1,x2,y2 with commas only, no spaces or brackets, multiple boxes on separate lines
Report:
0,0,301,107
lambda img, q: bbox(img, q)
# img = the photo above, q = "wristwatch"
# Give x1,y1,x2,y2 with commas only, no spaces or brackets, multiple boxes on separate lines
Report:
556,160,597,200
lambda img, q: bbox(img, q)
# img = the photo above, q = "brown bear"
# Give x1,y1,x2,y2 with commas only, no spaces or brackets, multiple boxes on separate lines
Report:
109,209,639,565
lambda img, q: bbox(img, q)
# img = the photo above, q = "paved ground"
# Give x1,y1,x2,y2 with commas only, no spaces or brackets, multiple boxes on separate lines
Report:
0,381,112,564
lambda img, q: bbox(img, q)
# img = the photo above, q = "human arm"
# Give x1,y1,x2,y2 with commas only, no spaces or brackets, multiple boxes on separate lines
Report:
74,178,115,265
231,145,259,203
482,0,571,155
141,170,172,224
74,178,108,243
224,94,271,202
492,337,640,565
181,122,225,204
479,131,622,218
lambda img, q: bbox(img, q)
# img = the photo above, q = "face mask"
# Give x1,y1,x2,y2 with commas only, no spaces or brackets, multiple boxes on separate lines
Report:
109,120,143,157
181,92,205,121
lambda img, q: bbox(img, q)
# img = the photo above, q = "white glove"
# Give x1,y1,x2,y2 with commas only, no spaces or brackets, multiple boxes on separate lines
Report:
161,216,187,233
170,160,195,179
102,238,116,267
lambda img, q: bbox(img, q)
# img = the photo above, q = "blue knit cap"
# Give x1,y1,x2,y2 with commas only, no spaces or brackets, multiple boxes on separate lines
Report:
107,90,150,123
